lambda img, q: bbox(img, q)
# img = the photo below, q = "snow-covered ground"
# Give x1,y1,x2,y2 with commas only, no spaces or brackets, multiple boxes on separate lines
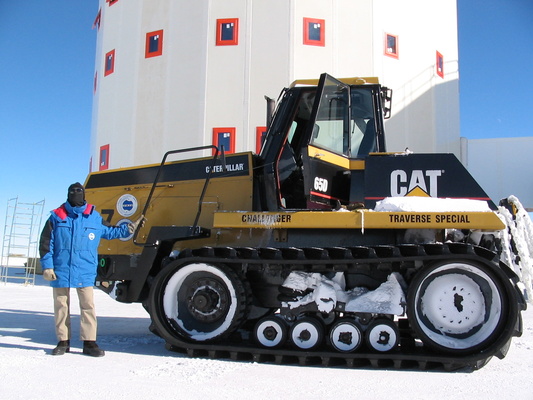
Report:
1,275,532,400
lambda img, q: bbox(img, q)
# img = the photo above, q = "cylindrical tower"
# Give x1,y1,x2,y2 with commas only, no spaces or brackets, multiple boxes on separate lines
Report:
90,0,459,171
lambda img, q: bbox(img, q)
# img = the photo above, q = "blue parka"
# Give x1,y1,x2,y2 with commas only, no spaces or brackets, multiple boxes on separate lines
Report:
39,202,130,288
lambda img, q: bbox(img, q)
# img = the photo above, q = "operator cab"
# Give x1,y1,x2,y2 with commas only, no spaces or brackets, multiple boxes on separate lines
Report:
259,73,390,210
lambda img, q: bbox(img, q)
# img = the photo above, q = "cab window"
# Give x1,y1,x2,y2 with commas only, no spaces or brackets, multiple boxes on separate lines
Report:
310,86,376,158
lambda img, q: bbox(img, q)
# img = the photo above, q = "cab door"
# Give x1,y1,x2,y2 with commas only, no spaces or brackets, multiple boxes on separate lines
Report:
301,74,352,208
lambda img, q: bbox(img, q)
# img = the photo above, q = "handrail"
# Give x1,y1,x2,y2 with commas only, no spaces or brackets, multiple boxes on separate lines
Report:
133,145,221,247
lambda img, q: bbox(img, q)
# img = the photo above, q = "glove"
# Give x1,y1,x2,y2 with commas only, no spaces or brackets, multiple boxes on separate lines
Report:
128,214,146,234
43,269,57,281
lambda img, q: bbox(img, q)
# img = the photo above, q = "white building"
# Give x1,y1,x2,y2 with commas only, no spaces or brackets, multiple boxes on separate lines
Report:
462,137,533,209
90,0,460,171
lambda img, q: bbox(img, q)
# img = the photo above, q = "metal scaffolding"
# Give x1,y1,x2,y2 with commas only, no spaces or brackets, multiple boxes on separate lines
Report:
1,197,45,285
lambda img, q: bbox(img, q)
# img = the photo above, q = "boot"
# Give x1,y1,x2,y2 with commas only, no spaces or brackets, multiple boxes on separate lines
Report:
83,341,105,357
52,340,70,356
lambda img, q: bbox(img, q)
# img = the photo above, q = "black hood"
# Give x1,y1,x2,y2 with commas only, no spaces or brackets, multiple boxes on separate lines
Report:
67,182,85,207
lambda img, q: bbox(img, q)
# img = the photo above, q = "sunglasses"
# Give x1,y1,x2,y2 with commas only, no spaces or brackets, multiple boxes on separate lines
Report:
69,188,84,193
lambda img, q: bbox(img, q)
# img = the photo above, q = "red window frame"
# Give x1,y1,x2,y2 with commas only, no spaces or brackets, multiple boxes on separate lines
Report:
256,126,267,154
92,9,101,30
303,18,325,46
212,127,236,155
104,50,115,76
99,144,110,171
216,18,239,46
436,51,444,78
384,33,399,59
107,0,119,6
145,30,164,58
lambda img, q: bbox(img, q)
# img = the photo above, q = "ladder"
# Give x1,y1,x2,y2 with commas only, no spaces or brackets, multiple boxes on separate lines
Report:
1,197,45,285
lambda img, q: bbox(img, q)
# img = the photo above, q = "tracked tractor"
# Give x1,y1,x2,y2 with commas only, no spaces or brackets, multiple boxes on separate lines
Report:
84,73,528,370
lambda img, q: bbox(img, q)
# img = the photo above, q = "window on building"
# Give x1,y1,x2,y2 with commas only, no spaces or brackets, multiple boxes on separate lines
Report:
216,19,239,46
303,18,325,46
104,50,115,76
99,144,110,171
93,71,98,94
212,128,236,155
384,33,398,58
145,30,164,58
107,0,119,6
256,126,267,154
436,51,444,78
92,9,101,30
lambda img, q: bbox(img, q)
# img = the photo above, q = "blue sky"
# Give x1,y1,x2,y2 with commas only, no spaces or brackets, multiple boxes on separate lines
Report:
0,0,532,233
0,1,97,228
458,0,533,139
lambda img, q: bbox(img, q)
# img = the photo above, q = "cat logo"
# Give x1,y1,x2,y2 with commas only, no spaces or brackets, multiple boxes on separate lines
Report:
390,169,443,197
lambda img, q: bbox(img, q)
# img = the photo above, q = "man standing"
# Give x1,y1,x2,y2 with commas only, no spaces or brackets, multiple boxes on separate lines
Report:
39,182,143,357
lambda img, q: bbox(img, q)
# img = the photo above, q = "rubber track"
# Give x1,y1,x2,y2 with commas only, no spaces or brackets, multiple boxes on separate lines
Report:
157,242,521,371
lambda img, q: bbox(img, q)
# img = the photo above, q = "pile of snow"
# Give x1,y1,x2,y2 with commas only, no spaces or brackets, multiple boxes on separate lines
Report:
282,271,406,316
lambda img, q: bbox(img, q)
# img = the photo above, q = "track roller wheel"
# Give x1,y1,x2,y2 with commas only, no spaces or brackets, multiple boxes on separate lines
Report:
254,316,288,348
407,261,508,354
149,261,249,342
365,318,399,352
328,319,363,352
290,317,324,350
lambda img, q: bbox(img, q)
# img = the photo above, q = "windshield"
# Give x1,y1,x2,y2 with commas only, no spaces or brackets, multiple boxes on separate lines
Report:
310,83,376,158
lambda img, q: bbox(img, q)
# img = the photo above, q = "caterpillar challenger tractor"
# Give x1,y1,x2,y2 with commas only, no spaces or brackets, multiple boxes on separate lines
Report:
85,73,527,370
